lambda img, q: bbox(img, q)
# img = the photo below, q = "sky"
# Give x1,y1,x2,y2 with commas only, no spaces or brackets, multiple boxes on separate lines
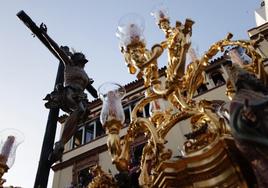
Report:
0,0,261,187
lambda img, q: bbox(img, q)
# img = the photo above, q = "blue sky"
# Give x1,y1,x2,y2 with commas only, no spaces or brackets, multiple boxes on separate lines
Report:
0,0,261,187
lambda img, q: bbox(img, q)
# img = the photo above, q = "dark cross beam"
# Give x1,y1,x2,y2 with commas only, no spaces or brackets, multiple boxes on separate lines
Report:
17,10,66,188
34,62,64,188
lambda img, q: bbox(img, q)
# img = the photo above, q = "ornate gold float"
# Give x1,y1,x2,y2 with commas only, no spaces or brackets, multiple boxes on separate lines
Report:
91,7,267,188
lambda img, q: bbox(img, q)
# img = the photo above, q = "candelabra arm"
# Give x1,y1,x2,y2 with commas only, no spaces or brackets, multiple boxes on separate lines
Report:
187,62,206,99
114,136,131,172
152,84,170,96
141,44,163,70
104,115,164,173
156,111,193,138
104,120,136,172
203,37,267,99
103,119,123,169
135,118,163,144
197,100,231,135
131,93,161,120
173,90,191,109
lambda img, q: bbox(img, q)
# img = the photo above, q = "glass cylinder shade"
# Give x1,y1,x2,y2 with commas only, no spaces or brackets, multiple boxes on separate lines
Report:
99,82,126,125
151,4,169,24
116,13,145,48
0,129,24,168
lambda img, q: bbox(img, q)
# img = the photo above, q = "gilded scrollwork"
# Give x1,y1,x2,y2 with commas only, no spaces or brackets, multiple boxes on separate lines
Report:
100,8,266,188
88,165,118,188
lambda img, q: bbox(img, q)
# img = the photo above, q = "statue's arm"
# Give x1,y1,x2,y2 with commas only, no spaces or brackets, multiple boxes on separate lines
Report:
39,24,71,66
86,83,98,98
17,11,71,66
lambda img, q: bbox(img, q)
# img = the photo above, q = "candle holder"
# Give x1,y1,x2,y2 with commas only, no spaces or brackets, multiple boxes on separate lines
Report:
105,8,266,187
92,5,268,187
0,129,24,186
98,82,129,171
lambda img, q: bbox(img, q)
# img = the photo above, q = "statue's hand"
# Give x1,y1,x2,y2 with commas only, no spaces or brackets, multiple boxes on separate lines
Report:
40,23,47,32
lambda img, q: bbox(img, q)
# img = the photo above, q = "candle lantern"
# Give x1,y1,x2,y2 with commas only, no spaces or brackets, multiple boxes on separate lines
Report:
0,129,24,186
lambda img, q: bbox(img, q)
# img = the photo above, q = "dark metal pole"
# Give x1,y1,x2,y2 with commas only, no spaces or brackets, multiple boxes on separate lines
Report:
34,62,64,188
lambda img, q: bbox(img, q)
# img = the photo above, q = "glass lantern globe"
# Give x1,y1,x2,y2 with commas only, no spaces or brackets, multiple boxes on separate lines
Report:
98,82,126,125
116,13,145,48
150,3,169,24
0,128,24,168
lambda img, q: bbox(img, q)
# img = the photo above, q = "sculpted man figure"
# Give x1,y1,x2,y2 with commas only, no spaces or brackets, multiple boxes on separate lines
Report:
45,46,98,162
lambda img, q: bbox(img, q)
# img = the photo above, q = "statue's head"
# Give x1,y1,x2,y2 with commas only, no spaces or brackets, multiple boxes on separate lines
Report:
126,42,147,69
71,52,88,67
158,18,170,31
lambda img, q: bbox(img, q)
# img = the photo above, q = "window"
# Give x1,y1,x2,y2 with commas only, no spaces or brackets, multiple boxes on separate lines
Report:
67,137,74,151
72,155,98,187
128,143,145,188
77,167,93,188
197,84,208,94
182,91,187,97
237,47,252,64
84,123,95,143
73,128,83,148
95,118,105,138
124,106,131,124
131,103,144,118
136,109,144,117
132,143,145,165
211,71,225,86
144,104,150,117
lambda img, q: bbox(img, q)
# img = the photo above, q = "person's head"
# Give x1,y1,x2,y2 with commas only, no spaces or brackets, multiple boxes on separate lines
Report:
71,52,88,67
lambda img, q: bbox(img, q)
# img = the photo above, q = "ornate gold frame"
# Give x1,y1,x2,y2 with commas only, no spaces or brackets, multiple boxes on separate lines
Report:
90,14,266,188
